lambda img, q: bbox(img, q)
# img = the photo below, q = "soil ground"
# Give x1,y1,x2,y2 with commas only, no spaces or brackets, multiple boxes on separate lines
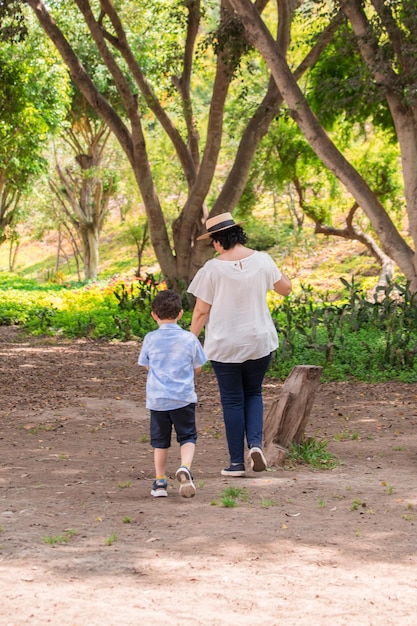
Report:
1,326,417,626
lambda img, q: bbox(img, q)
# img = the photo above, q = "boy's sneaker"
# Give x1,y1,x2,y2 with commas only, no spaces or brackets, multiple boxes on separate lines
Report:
175,466,196,498
221,463,246,477
249,447,267,472
151,479,168,497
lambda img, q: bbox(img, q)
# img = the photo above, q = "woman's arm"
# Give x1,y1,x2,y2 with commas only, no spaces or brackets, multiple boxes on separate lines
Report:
274,272,292,296
190,297,211,337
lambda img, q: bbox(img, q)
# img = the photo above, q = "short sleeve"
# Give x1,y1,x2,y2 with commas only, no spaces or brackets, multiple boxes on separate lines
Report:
187,266,214,304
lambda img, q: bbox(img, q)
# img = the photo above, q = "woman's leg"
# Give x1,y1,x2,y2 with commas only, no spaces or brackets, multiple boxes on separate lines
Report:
211,360,245,464
242,353,272,449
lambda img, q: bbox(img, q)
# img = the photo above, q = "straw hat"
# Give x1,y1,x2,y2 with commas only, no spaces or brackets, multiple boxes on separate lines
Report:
197,212,245,240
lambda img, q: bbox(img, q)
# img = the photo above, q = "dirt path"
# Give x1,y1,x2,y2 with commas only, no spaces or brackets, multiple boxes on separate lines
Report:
1,327,417,625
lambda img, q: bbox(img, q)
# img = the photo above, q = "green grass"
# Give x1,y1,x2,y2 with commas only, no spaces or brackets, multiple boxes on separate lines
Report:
42,529,78,544
351,500,366,511
260,498,275,508
118,480,132,489
105,533,118,546
288,437,338,470
219,486,250,508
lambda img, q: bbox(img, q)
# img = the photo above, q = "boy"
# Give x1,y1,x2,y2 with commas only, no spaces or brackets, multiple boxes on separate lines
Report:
138,289,207,498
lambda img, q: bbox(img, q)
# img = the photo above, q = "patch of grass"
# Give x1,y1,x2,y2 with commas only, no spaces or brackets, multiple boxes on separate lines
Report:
140,435,149,443
219,486,250,507
118,480,132,489
318,499,327,508
24,422,59,434
333,430,360,441
224,486,250,502
42,529,78,544
288,437,338,470
121,516,131,524
221,496,238,508
105,533,118,546
260,498,275,508
351,499,366,511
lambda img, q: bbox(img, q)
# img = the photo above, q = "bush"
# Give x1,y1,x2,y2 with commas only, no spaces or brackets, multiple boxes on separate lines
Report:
271,277,417,382
2,272,417,382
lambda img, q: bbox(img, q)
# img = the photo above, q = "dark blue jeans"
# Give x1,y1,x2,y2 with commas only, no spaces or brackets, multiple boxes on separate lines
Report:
211,353,272,464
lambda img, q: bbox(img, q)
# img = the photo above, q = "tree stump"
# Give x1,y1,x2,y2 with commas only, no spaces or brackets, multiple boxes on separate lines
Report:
263,365,323,467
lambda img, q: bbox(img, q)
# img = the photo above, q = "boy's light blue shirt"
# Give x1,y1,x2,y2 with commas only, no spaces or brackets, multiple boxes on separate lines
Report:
138,323,207,411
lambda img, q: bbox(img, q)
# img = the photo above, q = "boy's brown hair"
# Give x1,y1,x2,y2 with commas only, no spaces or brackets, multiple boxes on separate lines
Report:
151,289,182,320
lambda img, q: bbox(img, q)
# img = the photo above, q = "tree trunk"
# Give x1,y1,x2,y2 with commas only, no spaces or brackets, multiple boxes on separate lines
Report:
263,365,323,467
80,225,100,281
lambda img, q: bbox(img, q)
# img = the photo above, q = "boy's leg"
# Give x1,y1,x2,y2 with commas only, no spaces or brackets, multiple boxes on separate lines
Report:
180,441,195,468
176,441,196,498
151,448,169,497
154,447,169,478
150,410,172,497
172,404,197,498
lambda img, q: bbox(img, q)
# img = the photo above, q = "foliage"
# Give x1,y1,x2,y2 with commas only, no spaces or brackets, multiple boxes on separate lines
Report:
0,26,69,186
288,436,338,470
112,273,160,311
0,272,191,341
244,217,280,251
0,12,70,244
2,271,417,382
271,277,417,382
0,0,27,42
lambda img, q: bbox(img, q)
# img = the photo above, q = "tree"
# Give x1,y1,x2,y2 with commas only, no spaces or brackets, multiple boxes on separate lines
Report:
228,0,417,290
24,0,340,289
0,14,70,250
249,116,400,285
49,115,116,281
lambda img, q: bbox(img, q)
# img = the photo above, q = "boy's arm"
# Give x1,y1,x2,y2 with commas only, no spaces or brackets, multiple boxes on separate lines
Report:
194,366,202,375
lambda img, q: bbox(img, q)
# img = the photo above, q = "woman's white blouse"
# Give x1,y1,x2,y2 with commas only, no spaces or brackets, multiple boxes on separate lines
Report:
187,251,282,362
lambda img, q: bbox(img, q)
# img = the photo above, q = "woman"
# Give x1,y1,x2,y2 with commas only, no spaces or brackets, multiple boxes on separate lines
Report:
188,212,292,477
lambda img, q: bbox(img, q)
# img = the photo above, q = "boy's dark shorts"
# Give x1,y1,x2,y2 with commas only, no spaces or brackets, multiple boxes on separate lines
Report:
150,403,197,449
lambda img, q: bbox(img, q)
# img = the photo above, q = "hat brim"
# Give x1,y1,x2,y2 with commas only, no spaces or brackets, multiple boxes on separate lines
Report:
197,221,245,240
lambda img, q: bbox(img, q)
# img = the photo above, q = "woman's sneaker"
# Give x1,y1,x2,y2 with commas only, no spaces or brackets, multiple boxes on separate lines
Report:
175,466,196,498
151,479,168,497
221,463,246,477
249,447,267,472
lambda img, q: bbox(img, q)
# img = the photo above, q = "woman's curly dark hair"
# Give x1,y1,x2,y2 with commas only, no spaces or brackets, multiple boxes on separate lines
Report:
210,225,247,250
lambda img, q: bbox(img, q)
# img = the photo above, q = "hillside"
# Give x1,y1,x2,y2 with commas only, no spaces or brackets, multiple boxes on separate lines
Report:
0,207,387,296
